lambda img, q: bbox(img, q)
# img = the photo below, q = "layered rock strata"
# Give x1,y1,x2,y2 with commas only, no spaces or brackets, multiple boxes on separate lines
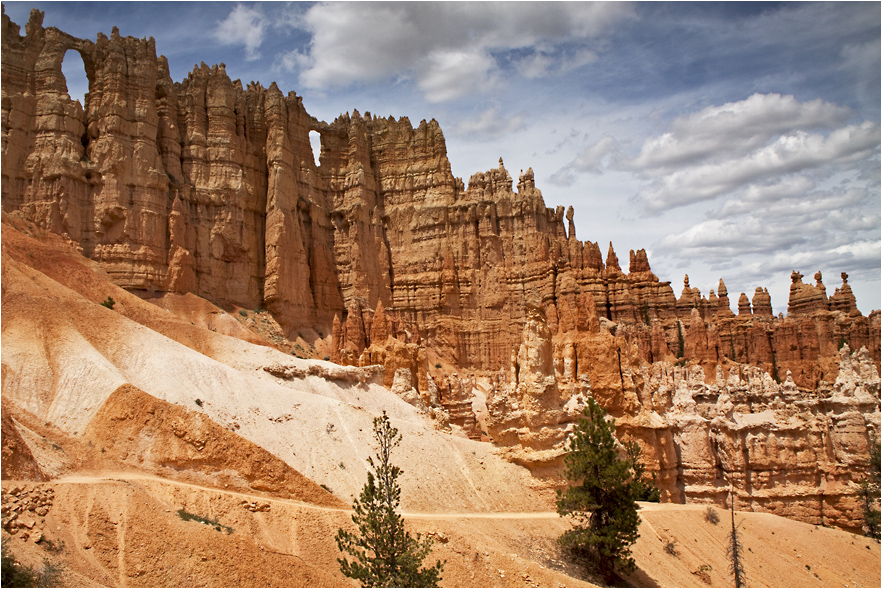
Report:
485,305,880,531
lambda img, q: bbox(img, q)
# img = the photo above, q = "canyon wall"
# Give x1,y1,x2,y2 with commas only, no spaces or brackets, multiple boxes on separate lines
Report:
3,8,879,530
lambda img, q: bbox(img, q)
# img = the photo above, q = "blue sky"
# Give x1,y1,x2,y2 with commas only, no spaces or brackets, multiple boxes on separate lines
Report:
5,1,880,314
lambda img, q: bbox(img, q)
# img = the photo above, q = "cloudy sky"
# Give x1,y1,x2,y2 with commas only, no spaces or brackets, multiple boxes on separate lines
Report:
6,1,880,314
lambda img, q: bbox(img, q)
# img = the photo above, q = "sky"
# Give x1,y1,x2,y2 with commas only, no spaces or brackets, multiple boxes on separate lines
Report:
5,1,880,315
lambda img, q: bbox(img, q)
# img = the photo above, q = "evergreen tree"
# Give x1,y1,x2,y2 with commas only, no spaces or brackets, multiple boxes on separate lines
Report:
859,433,881,540
335,412,445,587
625,440,661,503
556,398,641,582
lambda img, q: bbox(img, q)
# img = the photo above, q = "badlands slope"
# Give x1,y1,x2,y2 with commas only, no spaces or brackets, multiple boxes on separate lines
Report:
2,214,880,587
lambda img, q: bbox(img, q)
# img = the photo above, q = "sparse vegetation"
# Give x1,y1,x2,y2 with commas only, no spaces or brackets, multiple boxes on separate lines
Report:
705,506,720,525
37,538,64,554
727,493,746,588
435,362,442,369
324,356,331,361
556,398,641,582
677,320,685,358
239,309,248,317
2,540,64,587
176,509,233,534
335,412,445,587
664,540,678,556
858,433,881,540
194,398,203,407
100,296,115,309
625,439,661,502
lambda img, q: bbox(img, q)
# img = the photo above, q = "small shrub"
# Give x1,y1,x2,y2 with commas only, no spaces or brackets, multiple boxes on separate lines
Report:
38,538,64,554
238,309,248,317
435,363,442,369
2,540,64,587
100,296,115,310
194,399,203,407
324,356,330,361
320,483,332,493
176,509,232,534
705,506,720,525
665,540,679,556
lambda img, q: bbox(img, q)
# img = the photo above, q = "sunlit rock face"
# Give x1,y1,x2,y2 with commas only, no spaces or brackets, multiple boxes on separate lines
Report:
4,8,880,531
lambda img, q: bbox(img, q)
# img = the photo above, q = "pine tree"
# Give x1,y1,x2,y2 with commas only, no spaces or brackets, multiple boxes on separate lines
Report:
556,398,641,582
335,412,445,587
858,433,881,540
625,440,661,503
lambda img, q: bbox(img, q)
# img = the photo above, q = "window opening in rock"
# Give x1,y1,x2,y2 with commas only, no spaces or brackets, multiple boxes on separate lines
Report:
61,49,88,106
309,130,321,167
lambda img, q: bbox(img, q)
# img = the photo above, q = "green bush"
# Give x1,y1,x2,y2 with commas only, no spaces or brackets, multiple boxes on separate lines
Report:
100,296,115,310
2,540,64,588
176,509,233,534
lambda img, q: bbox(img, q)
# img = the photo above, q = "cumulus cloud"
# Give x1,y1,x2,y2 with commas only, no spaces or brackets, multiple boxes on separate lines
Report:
642,94,880,312
637,122,880,213
625,94,880,214
284,2,634,101
213,4,267,61
630,93,853,171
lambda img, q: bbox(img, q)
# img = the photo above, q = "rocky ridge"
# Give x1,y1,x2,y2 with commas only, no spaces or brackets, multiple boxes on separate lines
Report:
2,7,880,532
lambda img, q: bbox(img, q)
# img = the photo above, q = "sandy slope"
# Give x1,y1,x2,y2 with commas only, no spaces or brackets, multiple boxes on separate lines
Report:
3,216,881,588
2,217,552,513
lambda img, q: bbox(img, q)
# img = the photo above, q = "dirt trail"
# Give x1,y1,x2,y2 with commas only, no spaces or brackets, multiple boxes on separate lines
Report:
53,471,560,519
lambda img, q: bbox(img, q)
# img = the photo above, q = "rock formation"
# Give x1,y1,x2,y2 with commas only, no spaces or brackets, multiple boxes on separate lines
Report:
3,8,879,531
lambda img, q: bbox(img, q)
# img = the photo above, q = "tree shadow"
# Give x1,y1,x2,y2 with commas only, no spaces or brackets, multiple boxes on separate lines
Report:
618,566,661,588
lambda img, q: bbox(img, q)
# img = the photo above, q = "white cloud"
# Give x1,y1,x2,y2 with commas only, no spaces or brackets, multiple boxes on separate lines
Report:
550,135,619,183
630,93,852,171
213,4,267,61
627,93,880,214
453,108,526,140
418,50,500,103
288,2,634,101
515,47,598,79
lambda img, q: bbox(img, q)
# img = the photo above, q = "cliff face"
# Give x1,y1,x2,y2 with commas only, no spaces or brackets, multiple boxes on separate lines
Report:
3,8,880,531
485,306,880,530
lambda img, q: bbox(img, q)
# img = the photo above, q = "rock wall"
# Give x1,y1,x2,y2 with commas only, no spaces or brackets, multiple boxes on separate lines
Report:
485,306,880,531
4,9,878,379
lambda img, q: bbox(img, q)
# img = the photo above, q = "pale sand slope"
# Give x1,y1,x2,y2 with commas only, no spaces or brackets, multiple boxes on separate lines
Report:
2,218,551,513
